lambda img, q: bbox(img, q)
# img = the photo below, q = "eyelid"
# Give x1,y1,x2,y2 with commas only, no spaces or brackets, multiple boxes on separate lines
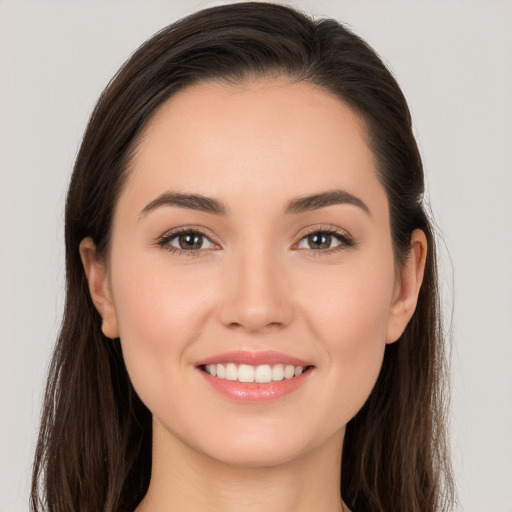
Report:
292,224,354,252
156,226,222,255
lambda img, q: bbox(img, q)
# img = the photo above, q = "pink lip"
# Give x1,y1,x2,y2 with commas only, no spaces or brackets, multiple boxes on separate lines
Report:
195,350,314,403
196,350,312,367
199,368,313,403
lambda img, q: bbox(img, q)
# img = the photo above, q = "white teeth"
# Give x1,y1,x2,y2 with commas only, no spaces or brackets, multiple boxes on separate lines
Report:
271,364,284,381
284,364,295,379
255,364,272,383
204,363,308,382
216,364,226,379
238,364,255,383
225,363,238,381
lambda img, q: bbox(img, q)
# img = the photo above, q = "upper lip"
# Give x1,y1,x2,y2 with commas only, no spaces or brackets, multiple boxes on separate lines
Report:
195,350,313,368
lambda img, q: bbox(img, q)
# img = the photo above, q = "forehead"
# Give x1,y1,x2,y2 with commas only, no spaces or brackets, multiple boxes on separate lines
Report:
120,79,385,217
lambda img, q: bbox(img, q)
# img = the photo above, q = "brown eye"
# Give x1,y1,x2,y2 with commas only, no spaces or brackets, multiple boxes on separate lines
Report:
163,231,216,251
307,233,334,250
296,230,352,252
177,233,204,250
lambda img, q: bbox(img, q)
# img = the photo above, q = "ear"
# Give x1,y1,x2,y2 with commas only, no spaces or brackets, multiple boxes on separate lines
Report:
386,229,427,344
79,237,120,339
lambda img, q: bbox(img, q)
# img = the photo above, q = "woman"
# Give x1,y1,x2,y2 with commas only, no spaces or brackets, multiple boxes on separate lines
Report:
31,2,454,511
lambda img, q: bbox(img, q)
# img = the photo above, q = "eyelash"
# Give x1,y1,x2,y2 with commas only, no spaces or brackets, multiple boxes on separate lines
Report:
295,226,354,256
156,225,354,257
157,227,218,258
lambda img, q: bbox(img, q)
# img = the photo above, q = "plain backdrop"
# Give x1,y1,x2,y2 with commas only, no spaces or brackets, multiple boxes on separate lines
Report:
1,1,511,511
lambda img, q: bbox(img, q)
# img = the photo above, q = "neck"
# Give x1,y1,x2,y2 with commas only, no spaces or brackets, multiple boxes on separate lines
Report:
136,420,348,512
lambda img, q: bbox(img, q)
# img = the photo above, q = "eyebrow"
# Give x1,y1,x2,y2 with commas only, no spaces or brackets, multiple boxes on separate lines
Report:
284,189,370,215
139,189,369,219
139,192,227,218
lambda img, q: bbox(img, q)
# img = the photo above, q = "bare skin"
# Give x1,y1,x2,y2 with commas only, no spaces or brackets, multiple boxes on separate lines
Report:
80,80,426,512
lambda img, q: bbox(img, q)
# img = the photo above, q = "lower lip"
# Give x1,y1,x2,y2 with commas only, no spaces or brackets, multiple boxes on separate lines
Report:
198,368,312,403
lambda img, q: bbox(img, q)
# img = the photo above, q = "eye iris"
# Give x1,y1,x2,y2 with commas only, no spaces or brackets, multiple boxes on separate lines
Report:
179,233,203,250
308,233,331,249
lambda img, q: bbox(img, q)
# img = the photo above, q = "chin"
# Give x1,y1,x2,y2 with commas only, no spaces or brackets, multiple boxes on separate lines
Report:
203,441,311,469
180,420,343,470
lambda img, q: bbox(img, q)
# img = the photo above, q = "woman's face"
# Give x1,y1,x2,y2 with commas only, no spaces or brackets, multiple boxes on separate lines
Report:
83,80,423,467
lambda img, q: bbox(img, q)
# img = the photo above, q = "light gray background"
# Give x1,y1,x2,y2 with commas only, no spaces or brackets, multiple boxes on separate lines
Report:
1,1,511,511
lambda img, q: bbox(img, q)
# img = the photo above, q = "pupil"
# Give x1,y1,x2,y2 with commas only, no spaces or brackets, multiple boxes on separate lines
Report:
309,233,331,249
179,233,202,250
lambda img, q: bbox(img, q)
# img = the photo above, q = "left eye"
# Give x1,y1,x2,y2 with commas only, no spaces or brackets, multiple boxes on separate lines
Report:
296,232,345,250
166,231,215,251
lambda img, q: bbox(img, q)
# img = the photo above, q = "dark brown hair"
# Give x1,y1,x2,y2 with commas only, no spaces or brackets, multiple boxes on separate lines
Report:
31,3,454,511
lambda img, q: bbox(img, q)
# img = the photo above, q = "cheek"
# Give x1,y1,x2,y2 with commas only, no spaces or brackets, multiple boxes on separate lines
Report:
300,248,395,344
111,238,219,336
297,251,395,419
108,250,215,407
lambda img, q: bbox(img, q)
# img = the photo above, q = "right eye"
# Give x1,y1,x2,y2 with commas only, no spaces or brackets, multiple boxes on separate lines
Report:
158,228,218,254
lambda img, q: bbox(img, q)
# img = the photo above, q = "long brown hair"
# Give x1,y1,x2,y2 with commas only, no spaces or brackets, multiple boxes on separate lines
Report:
31,3,454,511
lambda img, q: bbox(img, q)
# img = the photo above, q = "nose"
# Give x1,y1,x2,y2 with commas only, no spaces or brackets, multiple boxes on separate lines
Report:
217,247,294,333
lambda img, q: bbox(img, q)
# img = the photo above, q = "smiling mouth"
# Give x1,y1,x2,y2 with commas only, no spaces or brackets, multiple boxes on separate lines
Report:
201,363,313,383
